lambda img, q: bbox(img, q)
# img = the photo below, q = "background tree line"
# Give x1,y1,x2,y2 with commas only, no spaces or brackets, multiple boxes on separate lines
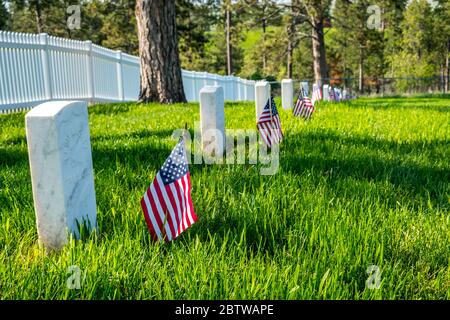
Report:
0,0,449,92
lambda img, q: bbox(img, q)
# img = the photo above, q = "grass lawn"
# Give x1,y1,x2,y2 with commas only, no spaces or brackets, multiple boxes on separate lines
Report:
0,95,449,299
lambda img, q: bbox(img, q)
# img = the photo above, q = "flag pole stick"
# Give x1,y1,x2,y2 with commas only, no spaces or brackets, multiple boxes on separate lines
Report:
269,97,273,123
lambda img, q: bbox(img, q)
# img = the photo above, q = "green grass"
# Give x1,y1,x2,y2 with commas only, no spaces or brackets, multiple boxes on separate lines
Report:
0,96,449,299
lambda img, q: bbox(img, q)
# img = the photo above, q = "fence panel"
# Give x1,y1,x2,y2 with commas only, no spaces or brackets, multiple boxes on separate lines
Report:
92,44,121,101
0,32,48,110
0,31,255,112
122,53,140,101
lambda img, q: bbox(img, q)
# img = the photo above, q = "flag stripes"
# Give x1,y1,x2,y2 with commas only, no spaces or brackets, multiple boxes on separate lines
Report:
141,140,197,242
257,97,283,147
293,95,314,119
311,84,322,106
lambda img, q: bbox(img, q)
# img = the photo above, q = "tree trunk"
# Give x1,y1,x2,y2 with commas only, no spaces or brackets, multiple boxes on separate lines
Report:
262,17,267,75
286,5,296,79
359,46,364,93
135,0,186,103
287,39,293,79
226,5,232,75
445,40,449,93
33,0,43,33
311,18,328,87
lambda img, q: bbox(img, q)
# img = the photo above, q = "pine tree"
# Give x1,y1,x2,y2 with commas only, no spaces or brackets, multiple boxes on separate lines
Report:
0,1,9,30
430,0,450,92
135,0,186,103
332,0,385,92
101,0,139,54
176,0,219,71
294,0,333,86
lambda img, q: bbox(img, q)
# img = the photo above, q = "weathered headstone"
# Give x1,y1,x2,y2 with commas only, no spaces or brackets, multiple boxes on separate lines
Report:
342,89,348,100
323,84,330,101
25,101,97,251
255,81,271,121
281,79,293,110
199,86,225,161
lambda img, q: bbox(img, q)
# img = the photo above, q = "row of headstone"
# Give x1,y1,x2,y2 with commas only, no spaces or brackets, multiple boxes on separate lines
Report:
26,80,355,250
281,80,357,108
26,82,275,250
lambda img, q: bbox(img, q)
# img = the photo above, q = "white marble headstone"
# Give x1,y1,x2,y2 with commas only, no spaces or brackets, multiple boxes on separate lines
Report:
281,79,293,110
255,81,271,121
25,101,97,250
199,86,225,160
323,84,330,101
342,89,348,100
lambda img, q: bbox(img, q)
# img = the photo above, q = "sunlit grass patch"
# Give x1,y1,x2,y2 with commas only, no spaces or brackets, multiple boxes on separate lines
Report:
0,95,449,299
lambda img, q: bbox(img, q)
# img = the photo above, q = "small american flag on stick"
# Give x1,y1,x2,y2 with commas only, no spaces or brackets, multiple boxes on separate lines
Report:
329,87,336,101
141,138,197,242
293,89,314,119
333,87,341,102
311,84,323,106
257,97,283,147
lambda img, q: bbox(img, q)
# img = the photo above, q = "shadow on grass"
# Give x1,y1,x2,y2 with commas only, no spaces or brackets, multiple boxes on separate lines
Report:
92,136,173,174
88,103,134,115
281,129,449,208
193,213,287,256
91,128,179,144
91,126,449,254
0,147,29,168
2,120,447,254
347,97,450,112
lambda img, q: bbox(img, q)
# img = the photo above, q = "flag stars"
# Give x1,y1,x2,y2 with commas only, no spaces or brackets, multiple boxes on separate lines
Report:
160,140,189,185
140,139,197,243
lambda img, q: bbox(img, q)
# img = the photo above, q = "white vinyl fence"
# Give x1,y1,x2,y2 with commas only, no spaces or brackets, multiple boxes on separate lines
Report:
0,31,256,113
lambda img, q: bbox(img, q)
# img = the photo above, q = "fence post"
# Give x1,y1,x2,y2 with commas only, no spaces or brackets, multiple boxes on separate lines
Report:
39,33,52,101
116,51,124,101
85,40,94,102
192,71,197,102
192,71,198,101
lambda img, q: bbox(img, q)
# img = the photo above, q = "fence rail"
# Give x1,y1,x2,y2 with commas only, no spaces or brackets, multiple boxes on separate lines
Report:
0,31,256,113
280,76,449,97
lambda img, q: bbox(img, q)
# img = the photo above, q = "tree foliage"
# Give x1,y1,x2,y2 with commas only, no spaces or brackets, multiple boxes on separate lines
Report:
0,0,448,89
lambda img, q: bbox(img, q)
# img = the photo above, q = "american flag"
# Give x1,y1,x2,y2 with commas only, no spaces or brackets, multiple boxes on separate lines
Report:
141,139,197,242
257,97,283,147
329,87,341,102
311,84,322,106
334,88,341,102
293,90,314,119
329,87,336,101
